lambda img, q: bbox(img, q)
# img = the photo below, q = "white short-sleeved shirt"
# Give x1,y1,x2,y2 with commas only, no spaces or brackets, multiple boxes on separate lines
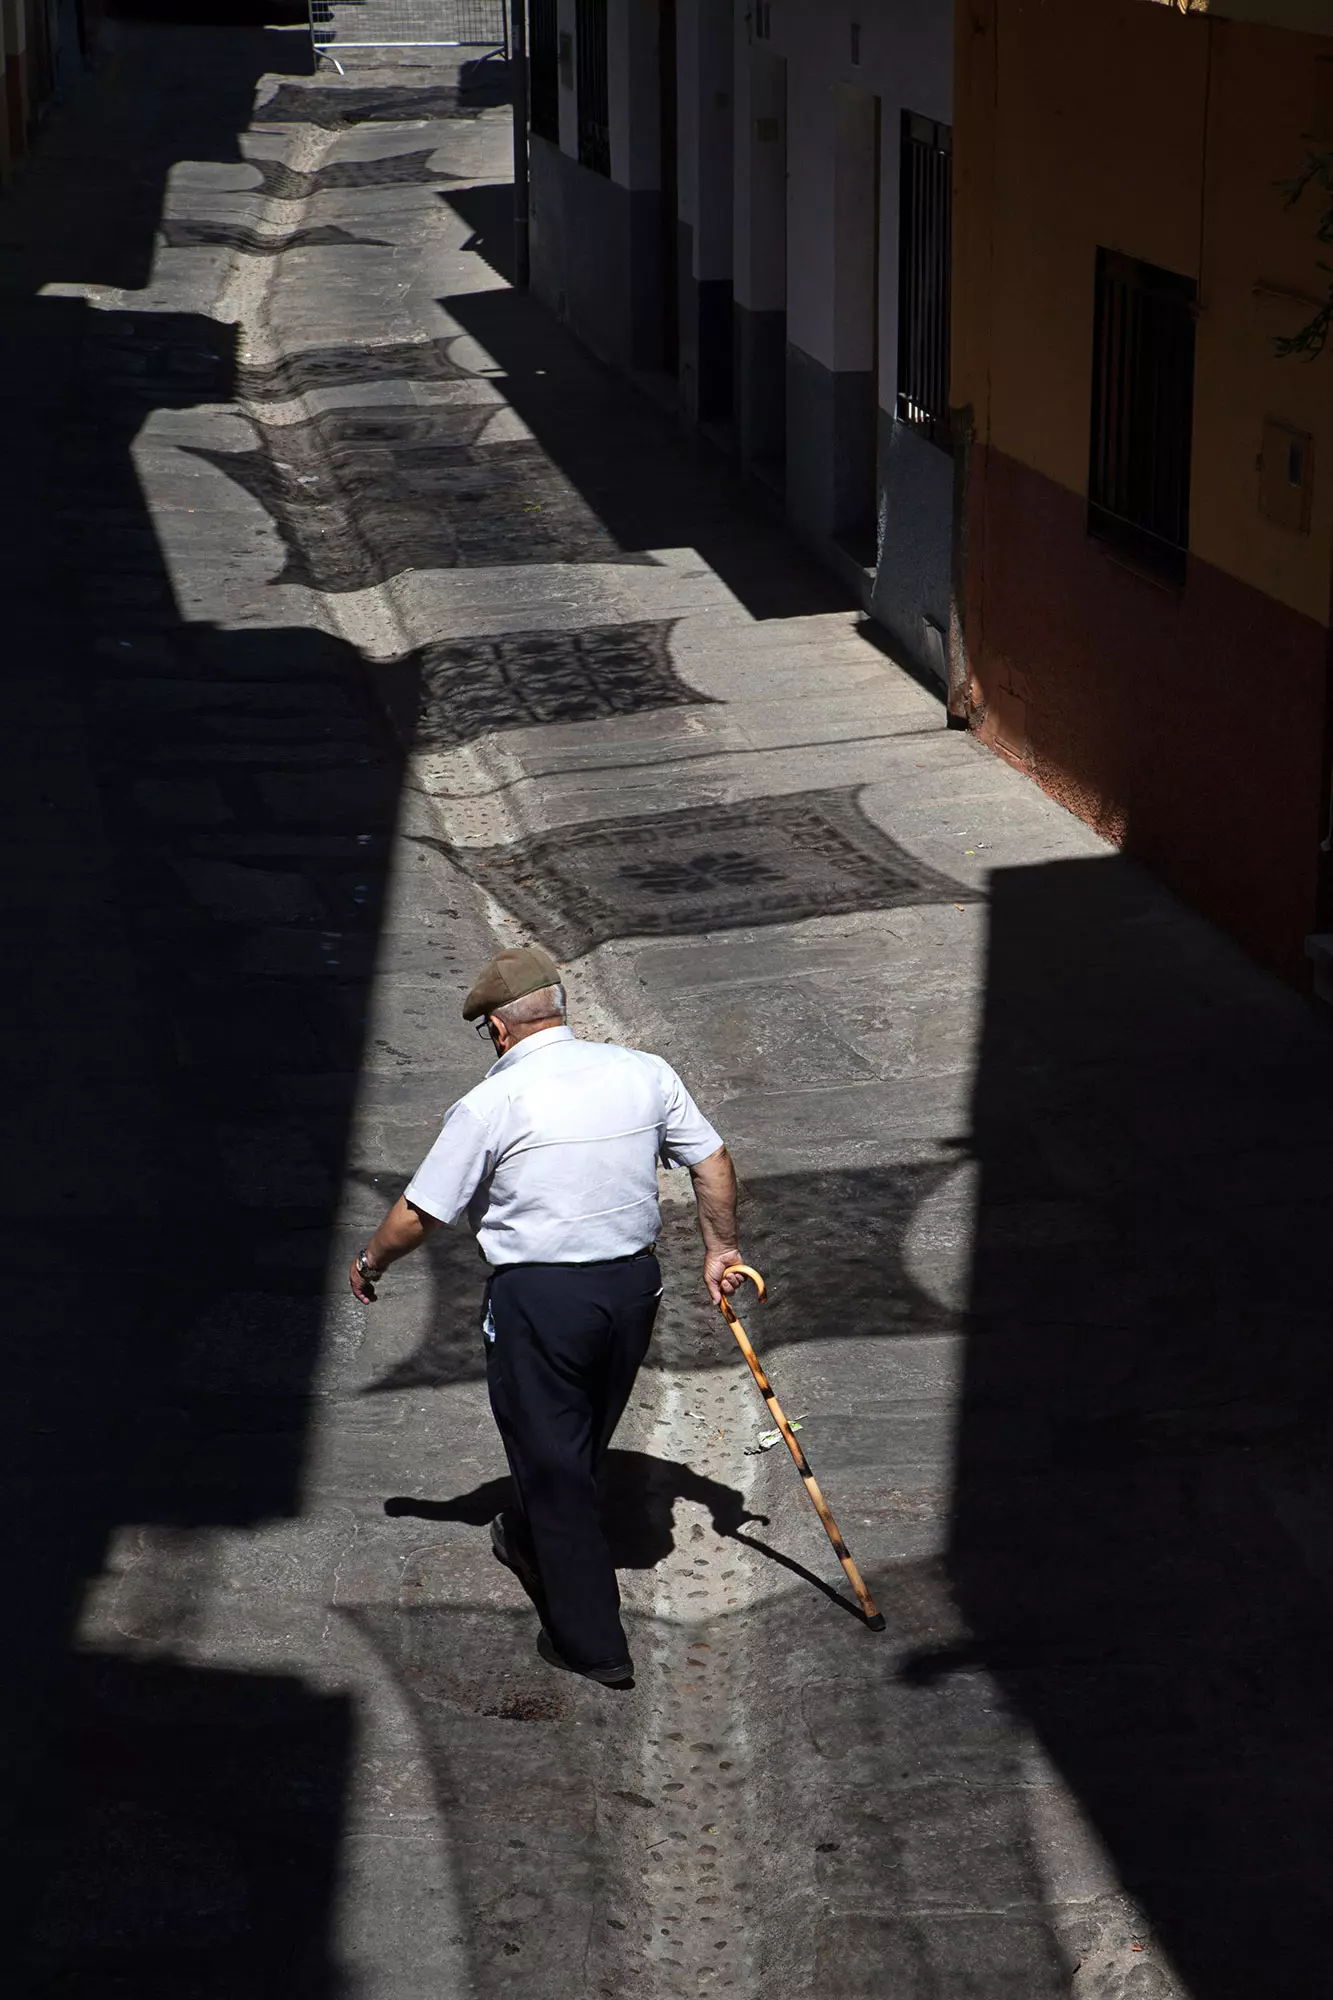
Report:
403,1026,723,1267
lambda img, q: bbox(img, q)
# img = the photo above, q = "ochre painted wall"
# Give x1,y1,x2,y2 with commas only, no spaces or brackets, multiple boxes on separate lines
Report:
986,1,1209,504
957,0,1333,621
1195,21,1333,614
953,0,1333,978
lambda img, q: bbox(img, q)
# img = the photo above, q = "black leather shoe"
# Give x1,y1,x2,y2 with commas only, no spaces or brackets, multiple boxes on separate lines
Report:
489,1513,545,1602
536,1628,634,1688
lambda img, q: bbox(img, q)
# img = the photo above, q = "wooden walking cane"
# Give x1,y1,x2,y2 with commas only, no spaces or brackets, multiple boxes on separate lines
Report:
719,1264,885,1631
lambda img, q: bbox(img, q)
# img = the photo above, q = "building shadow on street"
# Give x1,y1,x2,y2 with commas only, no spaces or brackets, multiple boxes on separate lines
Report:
436,263,850,622
937,851,1333,1995
442,179,516,284
0,22,399,1994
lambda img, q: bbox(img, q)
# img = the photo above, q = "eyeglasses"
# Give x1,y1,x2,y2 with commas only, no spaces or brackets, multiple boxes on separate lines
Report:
474,1018,491,1038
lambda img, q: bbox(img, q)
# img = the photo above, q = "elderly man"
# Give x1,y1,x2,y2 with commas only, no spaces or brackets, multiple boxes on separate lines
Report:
350,944,742,1688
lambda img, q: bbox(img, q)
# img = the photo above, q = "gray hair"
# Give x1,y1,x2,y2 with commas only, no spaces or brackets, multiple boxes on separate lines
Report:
493,982,566,1029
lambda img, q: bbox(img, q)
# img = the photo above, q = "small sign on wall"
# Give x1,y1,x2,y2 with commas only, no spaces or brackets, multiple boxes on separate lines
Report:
1259,416,1315,534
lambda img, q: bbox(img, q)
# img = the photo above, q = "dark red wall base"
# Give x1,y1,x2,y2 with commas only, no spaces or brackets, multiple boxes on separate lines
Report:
963,446,1331,985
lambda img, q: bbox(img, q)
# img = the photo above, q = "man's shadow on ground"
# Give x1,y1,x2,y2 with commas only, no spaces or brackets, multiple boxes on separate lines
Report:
386,1448,869,1620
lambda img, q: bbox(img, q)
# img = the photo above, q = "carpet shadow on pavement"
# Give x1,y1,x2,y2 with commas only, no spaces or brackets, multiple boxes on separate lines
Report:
186,402,664,589
235,331,471,400
361,1153,962,1398
249,147,469,202
255,82,480,128
412,787,979,958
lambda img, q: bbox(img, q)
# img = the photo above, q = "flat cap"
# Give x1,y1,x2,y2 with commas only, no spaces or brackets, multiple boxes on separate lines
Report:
462,944,562,1021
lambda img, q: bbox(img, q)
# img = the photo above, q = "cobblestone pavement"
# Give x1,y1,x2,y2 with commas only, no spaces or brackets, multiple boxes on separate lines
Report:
8,22,1333,2000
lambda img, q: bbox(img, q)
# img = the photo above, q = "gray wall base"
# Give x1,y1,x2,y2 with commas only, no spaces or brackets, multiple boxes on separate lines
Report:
530,138,636,371
870,415,953,691
773,343,951,694
785,341,837,540
629,188,665,373
697,278,733,425
676,220,699,422
831,368,877,543
785,342,876,543
735,302,786,469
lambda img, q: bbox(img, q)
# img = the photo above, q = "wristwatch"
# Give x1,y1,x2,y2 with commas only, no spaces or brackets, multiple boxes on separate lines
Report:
356,1251,384,1281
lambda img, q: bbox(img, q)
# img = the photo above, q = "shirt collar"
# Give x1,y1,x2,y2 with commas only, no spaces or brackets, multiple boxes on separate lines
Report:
487,1023,575,1076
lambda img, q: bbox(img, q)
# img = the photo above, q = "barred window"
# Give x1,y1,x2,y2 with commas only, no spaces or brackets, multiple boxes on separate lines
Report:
897,113,952,451
1088,249,1196,581
529,0,559,144
576,0,610,177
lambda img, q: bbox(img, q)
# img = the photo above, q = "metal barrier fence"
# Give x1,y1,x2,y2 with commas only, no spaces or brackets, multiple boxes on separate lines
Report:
309,0,508,51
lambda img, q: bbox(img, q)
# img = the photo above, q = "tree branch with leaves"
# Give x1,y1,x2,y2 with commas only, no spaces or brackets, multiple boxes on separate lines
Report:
1275,149,1333,362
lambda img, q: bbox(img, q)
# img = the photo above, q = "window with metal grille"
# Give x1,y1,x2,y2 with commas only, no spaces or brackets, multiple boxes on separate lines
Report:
1088,250,1196,580
897,113,952,451
529,0,559,144
576,0,610,177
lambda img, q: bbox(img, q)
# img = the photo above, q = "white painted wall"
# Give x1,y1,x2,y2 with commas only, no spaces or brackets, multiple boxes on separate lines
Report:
831,83,879,373
549,0,951,414
733,39,787,314
694,0,734,282
619,0,663,192
758,0,952,405
675,0,701,238
783,57,835,365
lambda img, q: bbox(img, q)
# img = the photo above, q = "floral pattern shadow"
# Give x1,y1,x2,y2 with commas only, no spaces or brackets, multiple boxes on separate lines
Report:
419,788,981,958
411,621,710,751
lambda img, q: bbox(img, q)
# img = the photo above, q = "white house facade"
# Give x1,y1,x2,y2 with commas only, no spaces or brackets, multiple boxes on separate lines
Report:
527,0,954,688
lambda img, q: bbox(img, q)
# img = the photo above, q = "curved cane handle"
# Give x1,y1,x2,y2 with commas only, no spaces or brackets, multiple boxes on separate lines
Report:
721,1263,767,1303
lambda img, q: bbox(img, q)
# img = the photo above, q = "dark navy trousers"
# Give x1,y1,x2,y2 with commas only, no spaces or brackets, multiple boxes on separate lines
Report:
484,1253,662,1671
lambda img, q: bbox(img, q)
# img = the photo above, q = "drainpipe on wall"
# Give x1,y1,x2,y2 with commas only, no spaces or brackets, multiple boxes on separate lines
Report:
510,0,530,291
946,403,977,727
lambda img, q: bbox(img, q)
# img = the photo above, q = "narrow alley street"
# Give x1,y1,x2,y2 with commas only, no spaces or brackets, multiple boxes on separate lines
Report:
8,20,1333,2000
